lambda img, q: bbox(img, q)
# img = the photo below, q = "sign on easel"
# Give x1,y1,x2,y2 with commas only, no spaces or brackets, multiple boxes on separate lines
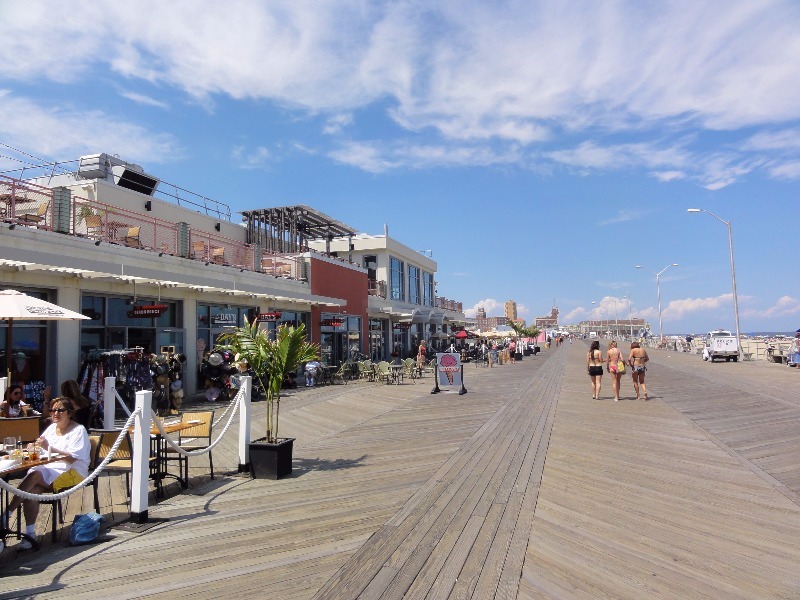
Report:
431,352,467,395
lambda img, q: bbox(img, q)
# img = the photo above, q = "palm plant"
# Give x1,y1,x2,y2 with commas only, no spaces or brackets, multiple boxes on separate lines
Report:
218,318,319,443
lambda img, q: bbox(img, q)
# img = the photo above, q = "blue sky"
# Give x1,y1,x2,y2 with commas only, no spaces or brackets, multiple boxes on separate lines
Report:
1,1,799,334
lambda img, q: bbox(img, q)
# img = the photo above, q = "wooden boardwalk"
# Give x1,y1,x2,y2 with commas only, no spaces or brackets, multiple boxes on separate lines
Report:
2,343,800,599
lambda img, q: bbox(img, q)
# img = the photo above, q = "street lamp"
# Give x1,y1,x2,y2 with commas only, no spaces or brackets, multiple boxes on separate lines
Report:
687,208,741,359
635,263,679,343
591,301,602,337
625,291,633,338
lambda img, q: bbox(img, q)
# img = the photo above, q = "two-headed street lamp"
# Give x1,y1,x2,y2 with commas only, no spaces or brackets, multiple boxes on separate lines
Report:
635,263,678,342
687,208,741,359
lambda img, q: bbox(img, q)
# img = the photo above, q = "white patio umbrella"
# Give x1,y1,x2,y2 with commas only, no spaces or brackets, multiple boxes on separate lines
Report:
1,289,89,378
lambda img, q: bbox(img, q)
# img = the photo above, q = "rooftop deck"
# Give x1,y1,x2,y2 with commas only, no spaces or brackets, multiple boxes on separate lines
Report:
2,343,800,598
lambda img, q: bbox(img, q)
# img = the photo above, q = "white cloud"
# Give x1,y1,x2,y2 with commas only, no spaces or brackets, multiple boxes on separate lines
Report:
767,160,800,180
0,92,180,162
659,293,732,319
464,298,501,318
598,209,649,226
742,296,800,318
3,2,800,182
231,145,273,169
118,90,170,109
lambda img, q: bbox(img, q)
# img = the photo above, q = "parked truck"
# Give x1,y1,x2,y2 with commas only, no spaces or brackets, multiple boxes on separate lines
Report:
702,329,739,362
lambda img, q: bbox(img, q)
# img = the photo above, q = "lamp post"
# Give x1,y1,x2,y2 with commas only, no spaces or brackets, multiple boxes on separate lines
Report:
613,297,619,339
591,301,604,337
626,291,633,338
687,208,741,359
635,263,678,343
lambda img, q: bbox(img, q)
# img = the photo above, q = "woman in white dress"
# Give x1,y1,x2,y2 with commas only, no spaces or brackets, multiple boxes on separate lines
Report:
2,396,90,549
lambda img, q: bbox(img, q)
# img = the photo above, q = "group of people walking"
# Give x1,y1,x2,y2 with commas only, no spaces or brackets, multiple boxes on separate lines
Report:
586,340,649,401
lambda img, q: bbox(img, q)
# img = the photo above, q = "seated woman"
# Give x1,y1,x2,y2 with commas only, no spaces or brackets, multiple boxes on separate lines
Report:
1,384,33,418
42,380,92,428
1,396,90,549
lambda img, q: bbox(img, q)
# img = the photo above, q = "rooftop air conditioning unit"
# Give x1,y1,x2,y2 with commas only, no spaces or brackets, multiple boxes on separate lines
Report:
78,153,160,196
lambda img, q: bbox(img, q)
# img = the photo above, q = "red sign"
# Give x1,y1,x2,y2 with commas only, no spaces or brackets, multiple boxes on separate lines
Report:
128,304,168,318
257,312,282,322
320,318,344,327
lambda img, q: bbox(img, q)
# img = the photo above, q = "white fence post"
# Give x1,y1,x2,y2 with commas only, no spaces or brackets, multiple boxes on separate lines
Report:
130,389,152,524
238,376,251,473
0,377,6,402
104,377,116,429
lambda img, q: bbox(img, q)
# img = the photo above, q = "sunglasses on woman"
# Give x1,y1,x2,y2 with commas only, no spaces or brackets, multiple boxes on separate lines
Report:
52,408,69,413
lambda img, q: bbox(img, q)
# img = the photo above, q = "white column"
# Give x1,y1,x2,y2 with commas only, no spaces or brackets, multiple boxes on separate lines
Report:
238,376,252,472
104,377,116,429
130,389,152,523
0,376,6,400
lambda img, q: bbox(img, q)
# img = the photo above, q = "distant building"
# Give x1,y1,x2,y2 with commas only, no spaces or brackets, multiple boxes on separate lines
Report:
504,300,517,321
476,306,487,319
579,318,648,337
535,307,559,329
475,315,508,330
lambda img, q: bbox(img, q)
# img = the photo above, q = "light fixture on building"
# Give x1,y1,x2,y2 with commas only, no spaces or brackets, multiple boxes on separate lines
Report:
215,223,221,232
144,200,152,211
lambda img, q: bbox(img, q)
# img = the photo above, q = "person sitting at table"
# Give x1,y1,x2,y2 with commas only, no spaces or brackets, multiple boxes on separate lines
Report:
42,380,92,428
304,359,321,387
1,384,33,418
1,396,90,550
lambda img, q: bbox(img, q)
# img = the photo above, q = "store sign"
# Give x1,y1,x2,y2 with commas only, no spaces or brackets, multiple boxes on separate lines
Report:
211,313,237,325
320,318,344,327
128,304,168,318
393,322,412,329
257,312,282,322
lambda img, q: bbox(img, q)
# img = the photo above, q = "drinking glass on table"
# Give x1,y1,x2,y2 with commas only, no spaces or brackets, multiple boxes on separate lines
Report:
4,436,15,454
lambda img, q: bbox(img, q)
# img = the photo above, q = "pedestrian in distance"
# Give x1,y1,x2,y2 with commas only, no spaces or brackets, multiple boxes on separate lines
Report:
793,331,800,369
628,341,649,400
606,340,624,401
586,340,604,400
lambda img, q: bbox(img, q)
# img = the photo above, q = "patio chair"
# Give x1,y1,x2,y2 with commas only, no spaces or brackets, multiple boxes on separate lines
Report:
333,361,352,384
192,241,208,260
358,360,374,381
18,202,48,226
92,429,161,505
164,411,215,484
84,214,103,238
211,246,225,264
375,361,392,384
122,226,142,248
402,359,417,384
0,416,40,443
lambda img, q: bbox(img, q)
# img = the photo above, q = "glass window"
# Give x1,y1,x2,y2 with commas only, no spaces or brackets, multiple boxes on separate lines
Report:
423,272,434,307
408,265,421,305
390,256,405,301
107,297,131,326
363,255,377,281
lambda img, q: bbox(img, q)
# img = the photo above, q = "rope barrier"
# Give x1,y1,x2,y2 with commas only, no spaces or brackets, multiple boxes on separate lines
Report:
151,386,242,457
0,409,142,502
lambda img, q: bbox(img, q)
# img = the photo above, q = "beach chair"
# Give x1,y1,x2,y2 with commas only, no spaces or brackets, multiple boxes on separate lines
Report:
211,246,225,264
192,241,208,260
84,214,103,238
18,203,48,226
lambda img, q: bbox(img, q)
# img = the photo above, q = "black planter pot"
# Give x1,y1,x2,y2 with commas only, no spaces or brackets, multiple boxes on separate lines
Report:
249,437,294,480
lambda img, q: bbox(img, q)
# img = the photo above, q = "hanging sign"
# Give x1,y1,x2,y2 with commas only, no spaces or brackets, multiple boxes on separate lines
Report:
393,322,412,329
320,318,344,327
128,304,168,318
257,312,282,322
211,312,237,325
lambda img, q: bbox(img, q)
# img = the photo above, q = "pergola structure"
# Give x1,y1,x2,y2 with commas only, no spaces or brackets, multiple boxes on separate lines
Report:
242,205,357,254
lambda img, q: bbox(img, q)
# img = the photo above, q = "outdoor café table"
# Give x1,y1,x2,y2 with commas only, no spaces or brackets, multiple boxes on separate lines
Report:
130,419,206,491
1,451,66,550
389,363,404,385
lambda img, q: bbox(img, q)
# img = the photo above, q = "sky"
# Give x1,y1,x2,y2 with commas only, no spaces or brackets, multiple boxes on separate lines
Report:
1,0,799,334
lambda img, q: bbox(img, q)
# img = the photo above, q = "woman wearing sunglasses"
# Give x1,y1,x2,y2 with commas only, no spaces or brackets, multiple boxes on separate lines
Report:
0,384,33,418
1,396,90,549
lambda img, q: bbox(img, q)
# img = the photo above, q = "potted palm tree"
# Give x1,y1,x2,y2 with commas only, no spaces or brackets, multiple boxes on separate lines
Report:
218,318,319,479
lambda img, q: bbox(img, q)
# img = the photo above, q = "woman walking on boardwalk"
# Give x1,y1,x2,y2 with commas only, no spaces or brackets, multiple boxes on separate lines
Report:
586,340,604,400
628,341,649,400
606,340,624,401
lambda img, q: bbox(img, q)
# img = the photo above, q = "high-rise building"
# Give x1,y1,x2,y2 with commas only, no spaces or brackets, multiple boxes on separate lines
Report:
504,300,517,321
476,306,487,319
